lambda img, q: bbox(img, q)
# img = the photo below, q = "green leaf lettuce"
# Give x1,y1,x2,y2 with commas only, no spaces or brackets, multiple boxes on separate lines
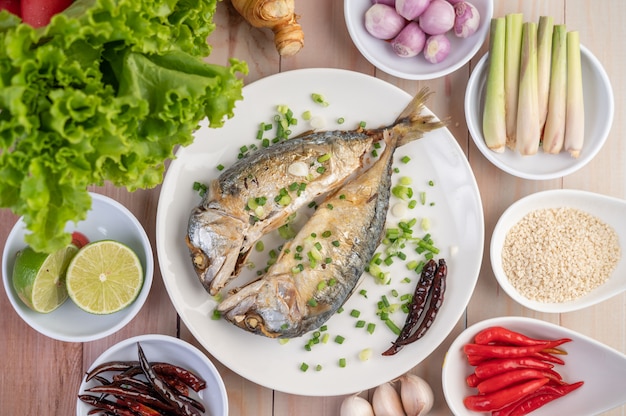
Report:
0,0,247,253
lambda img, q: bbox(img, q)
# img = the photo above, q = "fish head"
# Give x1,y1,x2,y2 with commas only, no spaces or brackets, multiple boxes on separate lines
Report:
187,206,247,295
218,276,304,338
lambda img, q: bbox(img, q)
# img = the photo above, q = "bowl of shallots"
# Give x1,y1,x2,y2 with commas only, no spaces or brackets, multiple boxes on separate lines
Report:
344,0,492,80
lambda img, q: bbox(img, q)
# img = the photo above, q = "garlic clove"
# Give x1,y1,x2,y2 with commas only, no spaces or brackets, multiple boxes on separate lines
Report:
372,382,406,416
340,393,375,416
399,373,434,416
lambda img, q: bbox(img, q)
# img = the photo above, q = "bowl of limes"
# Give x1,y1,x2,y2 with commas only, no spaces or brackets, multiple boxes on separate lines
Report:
2,192,153,342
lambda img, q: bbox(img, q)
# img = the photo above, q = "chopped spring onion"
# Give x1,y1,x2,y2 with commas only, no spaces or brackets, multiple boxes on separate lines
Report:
311,93,329,107
300,362,309,372
334,335,345,344
192,181,208,197
350,309,361,318
339,358,347,368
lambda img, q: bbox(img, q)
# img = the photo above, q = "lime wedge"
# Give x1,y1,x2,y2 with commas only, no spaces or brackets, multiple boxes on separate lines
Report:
66,240,144,315
12,244,78,313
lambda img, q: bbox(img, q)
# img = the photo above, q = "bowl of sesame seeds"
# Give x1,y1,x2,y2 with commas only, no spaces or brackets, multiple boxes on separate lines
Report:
490,189,625,313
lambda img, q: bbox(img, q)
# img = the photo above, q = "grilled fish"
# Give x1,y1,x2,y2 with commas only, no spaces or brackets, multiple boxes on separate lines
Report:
216,94,445,338
187,88,444,296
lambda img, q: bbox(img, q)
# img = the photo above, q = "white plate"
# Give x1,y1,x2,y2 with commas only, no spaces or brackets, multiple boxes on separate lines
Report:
2,193,153,342
344,0,493,80
465,46,614,180
491,189,626,313
156,68,484,396
76,334,228,416
442,316,626,415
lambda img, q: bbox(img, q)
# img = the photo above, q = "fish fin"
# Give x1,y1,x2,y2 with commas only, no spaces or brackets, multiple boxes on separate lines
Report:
393,87,447,148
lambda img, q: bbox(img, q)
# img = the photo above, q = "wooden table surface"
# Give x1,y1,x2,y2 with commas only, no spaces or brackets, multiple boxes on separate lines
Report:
1,1,624,414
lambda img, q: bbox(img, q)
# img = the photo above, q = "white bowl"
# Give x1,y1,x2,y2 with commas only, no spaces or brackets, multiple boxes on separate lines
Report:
442,316,626,416
1,192,153,342
344,0,493,80
76,334,228,416
490,189,626,313
465,45,614,180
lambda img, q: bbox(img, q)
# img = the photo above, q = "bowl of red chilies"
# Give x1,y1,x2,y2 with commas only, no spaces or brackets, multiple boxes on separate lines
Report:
442,316,626,415
76,334,228,416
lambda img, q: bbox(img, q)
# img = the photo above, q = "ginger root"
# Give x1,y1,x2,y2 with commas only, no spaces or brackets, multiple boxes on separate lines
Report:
231,0,304,56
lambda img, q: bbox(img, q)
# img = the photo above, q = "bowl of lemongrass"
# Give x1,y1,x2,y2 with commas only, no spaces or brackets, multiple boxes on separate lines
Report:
465,14,613,180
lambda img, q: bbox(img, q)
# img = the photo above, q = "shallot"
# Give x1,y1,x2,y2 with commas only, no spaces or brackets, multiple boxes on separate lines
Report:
340,394,375,416
418,0,455,35
372,382,405,416
395,0,431,21
423,33,450,63
372,0,396,6
453,1,480,38
364,4,407,40
391,21,426,57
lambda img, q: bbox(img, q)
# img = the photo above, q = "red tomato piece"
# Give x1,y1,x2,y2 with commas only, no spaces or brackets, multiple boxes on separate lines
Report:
20,0,73,27
0,0,21,17
71,231,90,249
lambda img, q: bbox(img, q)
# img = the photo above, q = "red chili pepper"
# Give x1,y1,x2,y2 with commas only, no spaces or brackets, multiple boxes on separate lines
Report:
474,357,554,379
466,372,481,387
463,340,567,359
474,326,572,347
476,368,563,394
533,351,566,365
463,377,550,412
466,354,490,366
492,381,584,416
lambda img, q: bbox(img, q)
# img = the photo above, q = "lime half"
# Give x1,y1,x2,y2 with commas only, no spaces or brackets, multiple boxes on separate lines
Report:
66,240,144,314
12,245,78,313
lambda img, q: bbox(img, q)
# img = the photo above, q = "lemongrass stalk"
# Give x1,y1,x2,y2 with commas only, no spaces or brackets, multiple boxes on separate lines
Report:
482,17,507,153
564,31,585,158
537,16,554,129
504,13,524,149
515,22,540,156
542,24,567,154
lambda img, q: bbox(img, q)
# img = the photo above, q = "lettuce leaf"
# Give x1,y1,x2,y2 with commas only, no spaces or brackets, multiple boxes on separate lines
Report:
0,0,247,253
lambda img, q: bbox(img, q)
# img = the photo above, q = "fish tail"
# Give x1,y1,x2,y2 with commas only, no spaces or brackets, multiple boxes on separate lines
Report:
392,87,447,147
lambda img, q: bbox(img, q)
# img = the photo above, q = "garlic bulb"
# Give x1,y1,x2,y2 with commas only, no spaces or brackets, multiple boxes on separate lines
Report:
398,373,434,416
339,393,375,416
372,382,405,416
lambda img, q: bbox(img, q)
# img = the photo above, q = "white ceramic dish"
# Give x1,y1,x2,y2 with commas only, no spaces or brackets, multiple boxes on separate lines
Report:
344,0,492,80
2,192,153,342
490,189,625,313
465,46,614,180
442,316,626,415
156,68,484,396
76,334,228,416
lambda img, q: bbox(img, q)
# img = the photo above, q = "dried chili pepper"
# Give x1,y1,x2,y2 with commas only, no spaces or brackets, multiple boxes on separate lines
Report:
382,259,437,356
474,326,572,347
137,343,204,416
463,377,550,412
476,368,563,394
395,258,447,347
85,361,137,381
86,384,174,413
78,394,137,416
473,357,555,379
153,362,207,392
